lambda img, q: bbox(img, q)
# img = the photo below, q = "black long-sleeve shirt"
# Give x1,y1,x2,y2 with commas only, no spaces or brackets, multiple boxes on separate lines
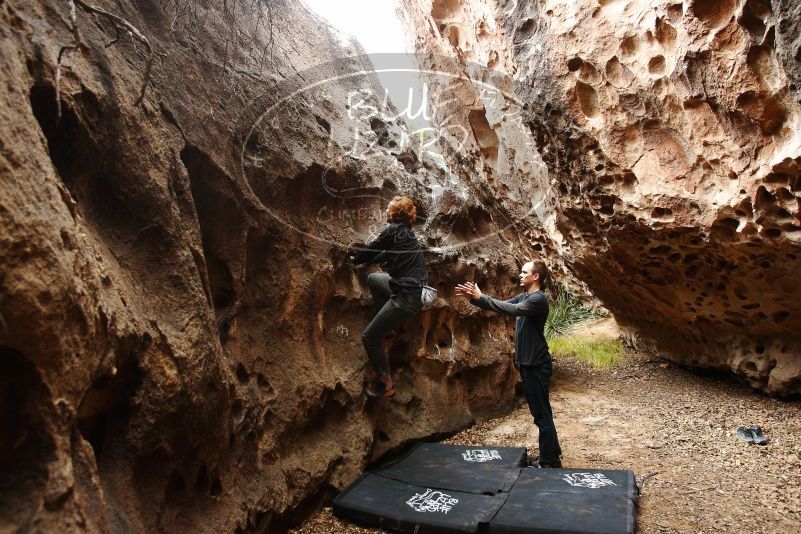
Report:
471,290,550,366
352,221,428,292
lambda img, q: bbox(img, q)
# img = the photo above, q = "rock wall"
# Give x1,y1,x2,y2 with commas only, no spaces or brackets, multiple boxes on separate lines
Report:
0,1,530,531
397,0,801,397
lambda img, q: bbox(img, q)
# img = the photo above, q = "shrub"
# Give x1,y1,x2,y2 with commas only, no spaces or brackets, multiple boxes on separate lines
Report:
549,335,624,368
545,285,597,340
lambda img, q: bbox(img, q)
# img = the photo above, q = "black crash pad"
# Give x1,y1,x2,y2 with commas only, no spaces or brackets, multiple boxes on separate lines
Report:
489,468,637,534
374,443,527,494
332,472,509,533
333,443,638,534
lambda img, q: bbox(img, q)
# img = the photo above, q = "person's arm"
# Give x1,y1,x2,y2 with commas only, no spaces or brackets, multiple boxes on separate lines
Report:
456,282,530,316
351,226,393,265
474,292,546,317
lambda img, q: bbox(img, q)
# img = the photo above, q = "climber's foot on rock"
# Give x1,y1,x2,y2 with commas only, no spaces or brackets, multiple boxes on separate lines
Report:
366,381,397,399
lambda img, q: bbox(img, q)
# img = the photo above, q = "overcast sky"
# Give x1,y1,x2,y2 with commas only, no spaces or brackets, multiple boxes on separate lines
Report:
303,0,409,54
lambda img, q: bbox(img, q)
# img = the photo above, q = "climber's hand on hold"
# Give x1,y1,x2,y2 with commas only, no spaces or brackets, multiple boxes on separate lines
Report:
454,282,481,300
345,242,365,266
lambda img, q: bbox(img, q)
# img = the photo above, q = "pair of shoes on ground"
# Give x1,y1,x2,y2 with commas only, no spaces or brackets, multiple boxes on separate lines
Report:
737,425,768,445
527,456,563,469
365,381,397,399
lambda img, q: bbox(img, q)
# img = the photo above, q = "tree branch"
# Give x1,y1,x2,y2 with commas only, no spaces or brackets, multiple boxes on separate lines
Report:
73,0,156,106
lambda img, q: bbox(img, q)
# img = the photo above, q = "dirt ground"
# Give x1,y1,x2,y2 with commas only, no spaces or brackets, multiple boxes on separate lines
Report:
293,322,801,533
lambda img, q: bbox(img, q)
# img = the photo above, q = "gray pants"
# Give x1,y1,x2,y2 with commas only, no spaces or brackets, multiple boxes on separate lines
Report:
362,272,420,376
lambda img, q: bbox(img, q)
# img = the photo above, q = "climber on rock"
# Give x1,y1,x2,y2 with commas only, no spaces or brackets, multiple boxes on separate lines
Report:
349,196,429,399
455,260,563,468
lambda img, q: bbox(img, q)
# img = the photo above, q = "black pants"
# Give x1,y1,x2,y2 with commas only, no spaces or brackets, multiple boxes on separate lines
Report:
362,273,420,376
519,360,562,463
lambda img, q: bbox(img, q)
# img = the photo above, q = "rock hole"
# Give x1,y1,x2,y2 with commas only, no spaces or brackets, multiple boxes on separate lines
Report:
467,109,500,163
446,25,461,48
605,56,634,88
518,18,537,35
567,57,584,72
231,398,243,418
0,348,57,525
235,363,249,383
369,117,394,149
772,311,790,324
761,227,781,239
210,478,223,497
575,82,600,119
620,35,640,59
431,0,461,21
377,430,390,443
667,3,684,20
182,146,243,320
754,186,776,209
649,245,672,256
257,373,271,389
651,207,673,220
755,345,765,354
746,45,781,92
739,0,767,38
648,55,666,75
315,115,331,135
655,18,677,49
690,0,736,28
427,323,453,350
76,357,141,462
30,85,137,237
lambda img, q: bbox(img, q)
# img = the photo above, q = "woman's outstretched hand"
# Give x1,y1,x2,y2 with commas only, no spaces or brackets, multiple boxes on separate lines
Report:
455,282,482,300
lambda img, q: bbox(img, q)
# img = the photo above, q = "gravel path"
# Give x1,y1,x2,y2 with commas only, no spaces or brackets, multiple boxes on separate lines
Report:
294,349,801,533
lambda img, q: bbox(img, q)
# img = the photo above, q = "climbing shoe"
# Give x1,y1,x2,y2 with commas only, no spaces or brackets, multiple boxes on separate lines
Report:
736,426,755,443
749,425,768,445
538,459,563,468
366,382,397,399
529,458,562,468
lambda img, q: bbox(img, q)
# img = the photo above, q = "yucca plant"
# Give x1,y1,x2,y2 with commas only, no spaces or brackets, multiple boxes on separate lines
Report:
544,285,597,340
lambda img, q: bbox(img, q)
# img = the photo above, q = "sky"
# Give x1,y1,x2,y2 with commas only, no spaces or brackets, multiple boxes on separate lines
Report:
302,0,409,54
303,0,432,129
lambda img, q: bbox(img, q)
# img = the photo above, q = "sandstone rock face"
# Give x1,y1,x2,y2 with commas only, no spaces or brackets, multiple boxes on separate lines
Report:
0,1,529,531
397,0,801,396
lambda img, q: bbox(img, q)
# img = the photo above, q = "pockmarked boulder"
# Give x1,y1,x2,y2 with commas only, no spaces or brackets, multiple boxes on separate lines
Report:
398,0,801,397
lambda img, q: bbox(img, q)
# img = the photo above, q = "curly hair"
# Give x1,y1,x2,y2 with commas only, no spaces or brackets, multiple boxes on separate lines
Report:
387,196,417,224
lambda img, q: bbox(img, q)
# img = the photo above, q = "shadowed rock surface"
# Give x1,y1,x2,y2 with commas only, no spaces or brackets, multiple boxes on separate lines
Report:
398,0,801,396
0,1,528,531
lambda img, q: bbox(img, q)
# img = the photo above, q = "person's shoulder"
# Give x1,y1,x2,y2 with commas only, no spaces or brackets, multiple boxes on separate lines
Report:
526,291,548,302
380,223,400,234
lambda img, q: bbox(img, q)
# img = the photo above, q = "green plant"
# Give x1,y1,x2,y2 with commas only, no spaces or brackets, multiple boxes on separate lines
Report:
549,335,624,368
544,286,597,340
